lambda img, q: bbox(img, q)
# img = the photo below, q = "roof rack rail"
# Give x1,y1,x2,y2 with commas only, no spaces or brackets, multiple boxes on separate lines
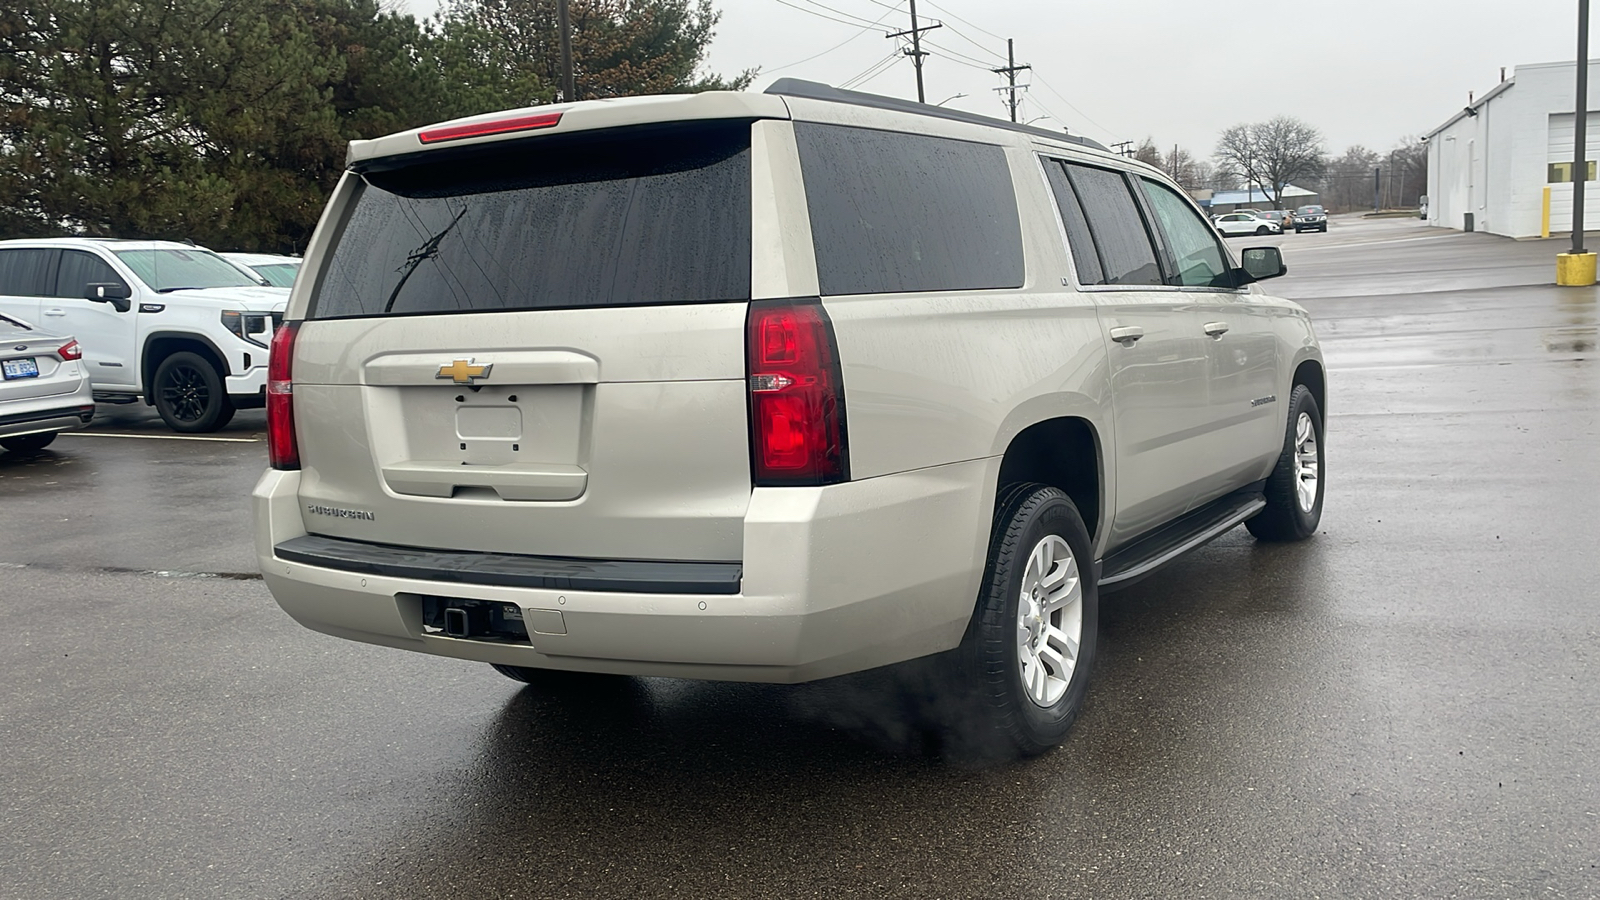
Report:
763,78,1108,152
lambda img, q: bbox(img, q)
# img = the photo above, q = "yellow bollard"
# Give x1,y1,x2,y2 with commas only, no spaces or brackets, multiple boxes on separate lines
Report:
1556,251,1597,285
1543,186,1552,238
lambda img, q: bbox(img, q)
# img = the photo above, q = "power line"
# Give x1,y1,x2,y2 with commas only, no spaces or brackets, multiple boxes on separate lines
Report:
840,51,902,89
771,0,880,31
766,1,906,73
796,0,885,28
918,0,1008,43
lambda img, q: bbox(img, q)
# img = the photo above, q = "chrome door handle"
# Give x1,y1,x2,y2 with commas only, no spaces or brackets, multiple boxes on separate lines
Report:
42,308,66,317
1109,326,1145,346
1204,321,1230,338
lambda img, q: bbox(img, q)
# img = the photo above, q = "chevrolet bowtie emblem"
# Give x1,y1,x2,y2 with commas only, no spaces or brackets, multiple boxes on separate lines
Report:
436,359,493,384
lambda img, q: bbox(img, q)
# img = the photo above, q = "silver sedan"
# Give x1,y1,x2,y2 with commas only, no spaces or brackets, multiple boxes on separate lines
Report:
0,312,95,454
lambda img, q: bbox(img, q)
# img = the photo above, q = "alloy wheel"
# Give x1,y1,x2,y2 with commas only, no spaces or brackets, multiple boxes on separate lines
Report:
1294,411,1319,512
160,364,210,422
1015,534,1084,707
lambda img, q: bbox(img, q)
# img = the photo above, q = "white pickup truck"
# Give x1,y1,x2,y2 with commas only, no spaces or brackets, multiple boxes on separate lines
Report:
0,238,288,431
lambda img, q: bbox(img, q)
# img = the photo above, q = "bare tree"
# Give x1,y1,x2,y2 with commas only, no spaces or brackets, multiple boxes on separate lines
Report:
1319,145,1380,212
1214,116,1327,209
1164,145,1203,191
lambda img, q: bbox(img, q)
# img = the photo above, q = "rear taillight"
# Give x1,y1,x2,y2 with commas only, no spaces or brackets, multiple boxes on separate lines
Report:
57,340,82,361
267,321,300,470
746,299,849,486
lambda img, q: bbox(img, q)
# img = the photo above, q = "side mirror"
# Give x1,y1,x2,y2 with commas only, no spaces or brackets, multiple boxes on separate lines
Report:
86,283,132,312
1236,247,1287,284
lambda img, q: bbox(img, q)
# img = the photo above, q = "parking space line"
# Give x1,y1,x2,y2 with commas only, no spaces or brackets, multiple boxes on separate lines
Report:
62,432,260,443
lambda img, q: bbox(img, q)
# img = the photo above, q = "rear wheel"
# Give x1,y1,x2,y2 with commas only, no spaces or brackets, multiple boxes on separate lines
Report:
153,351,235,433
938,484,1099,761
0,432,57,454
1247,384,1324,541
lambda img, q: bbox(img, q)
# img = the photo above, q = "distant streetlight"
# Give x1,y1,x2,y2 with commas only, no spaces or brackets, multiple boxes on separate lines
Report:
935,93,967,107
1024,115,1053,125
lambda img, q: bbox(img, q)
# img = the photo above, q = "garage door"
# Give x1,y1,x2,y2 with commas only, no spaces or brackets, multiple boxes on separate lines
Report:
1547,112,1600,232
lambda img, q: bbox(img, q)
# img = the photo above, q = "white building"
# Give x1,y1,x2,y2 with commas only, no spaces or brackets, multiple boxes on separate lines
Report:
1426,60,1600,238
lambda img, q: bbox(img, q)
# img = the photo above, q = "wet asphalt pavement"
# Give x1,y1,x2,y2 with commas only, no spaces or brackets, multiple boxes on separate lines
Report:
2,217,1597,899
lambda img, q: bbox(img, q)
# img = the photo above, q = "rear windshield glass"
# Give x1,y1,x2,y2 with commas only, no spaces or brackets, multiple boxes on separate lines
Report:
114,249,262,292
310,122,752,320
252,263,299,288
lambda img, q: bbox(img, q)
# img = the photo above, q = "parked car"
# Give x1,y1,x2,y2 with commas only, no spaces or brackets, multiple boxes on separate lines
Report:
0,239,288,432
1258,210,1291,231
1293,205,1329,233
0,312,94,454
1215,212,1283,236
222,253,302,288
255,80,1326,759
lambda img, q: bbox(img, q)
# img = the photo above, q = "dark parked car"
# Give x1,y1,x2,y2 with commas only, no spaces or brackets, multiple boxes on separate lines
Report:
1294,205,1329,233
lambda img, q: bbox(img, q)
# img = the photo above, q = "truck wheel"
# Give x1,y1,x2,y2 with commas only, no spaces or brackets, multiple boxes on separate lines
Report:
939,484,1099,761
1246,384,1324,542
153,351,235,433
0,432,57,454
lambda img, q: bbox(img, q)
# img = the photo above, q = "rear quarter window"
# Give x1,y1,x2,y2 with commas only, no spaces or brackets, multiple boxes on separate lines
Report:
794,123,1024,296
310,121,752,320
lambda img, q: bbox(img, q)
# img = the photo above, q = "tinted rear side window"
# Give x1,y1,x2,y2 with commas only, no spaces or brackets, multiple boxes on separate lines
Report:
311,122,752,320
1063,164,1163,287
794,123,1023,296
1043,160,1104,286
0,249,56,297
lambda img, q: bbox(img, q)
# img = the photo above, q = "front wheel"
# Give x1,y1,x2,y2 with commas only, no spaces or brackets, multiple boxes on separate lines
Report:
939,485,1099,761
0,432,57,454
153,351,235,433
1256,225,1271,235
1247,384,1324,541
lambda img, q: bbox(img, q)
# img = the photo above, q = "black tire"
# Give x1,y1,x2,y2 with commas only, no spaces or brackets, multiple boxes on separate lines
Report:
1247,384,1325,542
939,484,1099,761
1320,225,1328,233
1255,225,1271,235
0,432,57,454
153,351,235,433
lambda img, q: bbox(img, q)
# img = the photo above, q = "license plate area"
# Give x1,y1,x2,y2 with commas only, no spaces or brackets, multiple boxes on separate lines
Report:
420,596,530,643
2,357,39,380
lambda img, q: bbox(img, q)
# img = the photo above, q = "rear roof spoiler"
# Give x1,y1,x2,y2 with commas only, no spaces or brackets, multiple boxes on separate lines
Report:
764,78,1109,152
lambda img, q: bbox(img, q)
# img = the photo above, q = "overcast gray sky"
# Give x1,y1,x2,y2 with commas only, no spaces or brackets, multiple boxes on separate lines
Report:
404,0,1586,156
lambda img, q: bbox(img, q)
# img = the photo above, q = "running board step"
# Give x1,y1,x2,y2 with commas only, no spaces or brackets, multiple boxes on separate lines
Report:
1098,487,1266,592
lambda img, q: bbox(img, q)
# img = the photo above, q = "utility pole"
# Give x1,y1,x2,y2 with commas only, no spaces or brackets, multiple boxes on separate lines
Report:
558,0,575,103
1574,0,1590,254
1373,166,1381,212
887,0,939,103
1110,140,1133,157
991,38,1031,123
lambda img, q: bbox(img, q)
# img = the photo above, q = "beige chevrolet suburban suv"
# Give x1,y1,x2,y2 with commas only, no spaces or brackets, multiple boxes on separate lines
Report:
254,81,1325,759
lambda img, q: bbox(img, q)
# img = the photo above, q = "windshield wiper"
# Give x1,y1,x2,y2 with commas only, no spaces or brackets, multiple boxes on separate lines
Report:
156,286,206,293
384,205,469,313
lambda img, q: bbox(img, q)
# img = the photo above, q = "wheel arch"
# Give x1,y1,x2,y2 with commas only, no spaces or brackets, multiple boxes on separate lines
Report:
1292,357,1326,417
994,416,1104,543
141,332,231,404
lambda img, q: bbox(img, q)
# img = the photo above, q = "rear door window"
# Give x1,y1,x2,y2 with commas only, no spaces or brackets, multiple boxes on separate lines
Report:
54,250,128,298
0,249,57,297
310,121,752,320
1043,161,1105,286
794,123,1024,296
1060,163,1163,286
1139,179,1234,289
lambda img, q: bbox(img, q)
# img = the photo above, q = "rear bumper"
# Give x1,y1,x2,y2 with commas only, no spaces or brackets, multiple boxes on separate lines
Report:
0,385,95,440
253,459,995,683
